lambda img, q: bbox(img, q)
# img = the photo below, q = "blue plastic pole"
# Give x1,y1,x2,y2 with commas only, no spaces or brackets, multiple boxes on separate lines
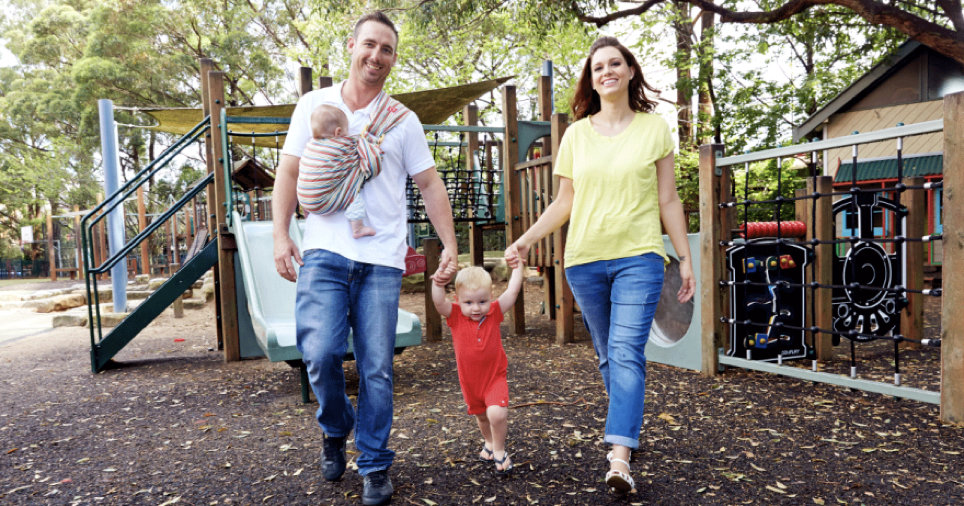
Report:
97,99,128,313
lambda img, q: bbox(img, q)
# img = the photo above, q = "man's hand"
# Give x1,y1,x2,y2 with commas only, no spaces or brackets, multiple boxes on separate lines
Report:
432,247,458,286
274,233,303,282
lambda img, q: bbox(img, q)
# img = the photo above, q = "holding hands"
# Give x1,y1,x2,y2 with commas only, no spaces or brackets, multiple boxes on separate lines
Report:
431,247,459,286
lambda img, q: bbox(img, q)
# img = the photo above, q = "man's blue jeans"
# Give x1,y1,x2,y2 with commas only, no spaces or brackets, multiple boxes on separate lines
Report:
565,253,665,449
296,249,402,475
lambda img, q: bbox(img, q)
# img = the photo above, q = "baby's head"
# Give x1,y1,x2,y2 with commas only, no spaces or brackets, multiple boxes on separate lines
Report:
453,266,494,322
310,104,349,139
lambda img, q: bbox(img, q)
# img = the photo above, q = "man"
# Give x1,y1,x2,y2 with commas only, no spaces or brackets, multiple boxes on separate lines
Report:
272,11,458,506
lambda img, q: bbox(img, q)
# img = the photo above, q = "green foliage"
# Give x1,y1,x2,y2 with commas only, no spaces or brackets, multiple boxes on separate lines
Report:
731,159,807,223
711,7,903,153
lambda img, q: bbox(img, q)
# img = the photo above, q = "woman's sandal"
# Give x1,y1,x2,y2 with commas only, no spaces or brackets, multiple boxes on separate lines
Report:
493,451,513,475
605,457,635,494
479,445,494,462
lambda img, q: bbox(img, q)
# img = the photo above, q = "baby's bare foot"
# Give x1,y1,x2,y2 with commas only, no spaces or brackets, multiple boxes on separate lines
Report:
352,226,376,239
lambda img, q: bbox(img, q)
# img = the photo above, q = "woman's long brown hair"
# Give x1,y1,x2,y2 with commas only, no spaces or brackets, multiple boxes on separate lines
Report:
570,36,659,120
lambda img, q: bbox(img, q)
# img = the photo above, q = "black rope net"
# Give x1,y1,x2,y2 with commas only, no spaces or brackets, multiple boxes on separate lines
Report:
719,135,942,386
406,132,504,223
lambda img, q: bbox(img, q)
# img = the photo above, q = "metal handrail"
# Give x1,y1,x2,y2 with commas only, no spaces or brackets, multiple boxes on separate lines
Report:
83,116,211,350
716,119,943,167
90,172,214,274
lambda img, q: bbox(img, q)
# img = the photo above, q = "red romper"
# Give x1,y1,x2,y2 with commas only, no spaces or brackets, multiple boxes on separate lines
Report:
446,301,509,415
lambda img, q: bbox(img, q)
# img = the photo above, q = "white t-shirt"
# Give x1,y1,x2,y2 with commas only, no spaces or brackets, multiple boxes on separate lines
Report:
282,82,435,270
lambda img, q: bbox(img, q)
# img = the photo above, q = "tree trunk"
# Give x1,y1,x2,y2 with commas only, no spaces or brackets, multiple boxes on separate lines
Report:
675,0,694,147
697,8,715,146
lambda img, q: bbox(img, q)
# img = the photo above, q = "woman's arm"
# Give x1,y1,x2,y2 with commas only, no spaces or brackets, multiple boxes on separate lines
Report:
504,177,574,268
655,152,696,303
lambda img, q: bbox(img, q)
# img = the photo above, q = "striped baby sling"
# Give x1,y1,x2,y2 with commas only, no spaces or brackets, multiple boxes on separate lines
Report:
296,92,411,216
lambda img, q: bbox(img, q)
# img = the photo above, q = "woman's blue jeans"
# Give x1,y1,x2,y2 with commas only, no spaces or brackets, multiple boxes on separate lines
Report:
565,253,665,449
295,249,402,475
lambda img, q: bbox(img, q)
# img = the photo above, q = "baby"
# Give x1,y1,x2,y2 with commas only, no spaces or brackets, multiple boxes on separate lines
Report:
431,263,525,474
303,104,375,238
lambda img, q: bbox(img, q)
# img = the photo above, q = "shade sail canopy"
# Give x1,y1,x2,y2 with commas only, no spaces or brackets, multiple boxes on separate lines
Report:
138,76,511,148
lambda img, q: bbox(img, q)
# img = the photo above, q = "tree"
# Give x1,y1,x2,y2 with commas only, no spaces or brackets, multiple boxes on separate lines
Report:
567,0,964,66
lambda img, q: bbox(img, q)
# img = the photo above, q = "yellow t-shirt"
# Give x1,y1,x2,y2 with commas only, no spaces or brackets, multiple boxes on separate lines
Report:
553,112,675,267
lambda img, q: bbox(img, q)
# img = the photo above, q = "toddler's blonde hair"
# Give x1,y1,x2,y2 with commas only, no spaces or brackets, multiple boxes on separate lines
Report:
453,266,493,294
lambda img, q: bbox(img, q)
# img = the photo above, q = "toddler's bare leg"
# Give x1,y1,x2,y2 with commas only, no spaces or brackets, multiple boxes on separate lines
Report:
486,405,510,470
475,412,494,460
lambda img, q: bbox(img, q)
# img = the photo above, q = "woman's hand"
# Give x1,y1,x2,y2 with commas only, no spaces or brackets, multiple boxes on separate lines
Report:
504,241,530,269
677,257,696,303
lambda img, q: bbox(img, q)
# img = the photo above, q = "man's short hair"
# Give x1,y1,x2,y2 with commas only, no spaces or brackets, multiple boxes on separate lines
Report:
353,11,398,44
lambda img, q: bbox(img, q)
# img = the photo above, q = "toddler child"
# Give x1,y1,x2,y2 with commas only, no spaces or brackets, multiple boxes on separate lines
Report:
302,104,375,238
431,263,525,474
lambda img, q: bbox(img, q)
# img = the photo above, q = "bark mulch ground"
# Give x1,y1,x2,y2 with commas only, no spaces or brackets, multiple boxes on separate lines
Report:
0,282,961,505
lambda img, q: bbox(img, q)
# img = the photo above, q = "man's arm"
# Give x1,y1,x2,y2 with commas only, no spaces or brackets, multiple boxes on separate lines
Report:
497,263,525,311
412,167,458,277
272,154,303,282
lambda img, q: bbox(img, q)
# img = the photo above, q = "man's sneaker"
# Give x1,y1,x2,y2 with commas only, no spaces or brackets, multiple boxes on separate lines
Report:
320,435,346,481
362,470,393,505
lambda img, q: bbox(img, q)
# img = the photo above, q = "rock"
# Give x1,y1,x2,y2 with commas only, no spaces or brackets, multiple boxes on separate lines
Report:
135,274,149,284
24,300,55,313
42,293,87,312
126,290,153,300
148,278,168,290
526,275,544,286
53,314,87,327
490,258,509,282
401,273,425,293
200,282,215,301
183,298,208,309
100,312,128,327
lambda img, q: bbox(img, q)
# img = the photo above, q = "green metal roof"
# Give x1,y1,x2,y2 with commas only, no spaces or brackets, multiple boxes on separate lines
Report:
835,154,943,183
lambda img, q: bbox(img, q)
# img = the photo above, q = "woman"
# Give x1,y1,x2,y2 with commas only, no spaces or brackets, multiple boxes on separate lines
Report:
504,36,695,494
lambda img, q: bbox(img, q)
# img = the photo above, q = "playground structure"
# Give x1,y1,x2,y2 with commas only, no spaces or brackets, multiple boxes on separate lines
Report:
82,59,520,400
698,91,963,423
81,54,961,424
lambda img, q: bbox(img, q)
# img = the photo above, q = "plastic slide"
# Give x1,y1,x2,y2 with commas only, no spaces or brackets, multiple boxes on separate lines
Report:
231,211,421,362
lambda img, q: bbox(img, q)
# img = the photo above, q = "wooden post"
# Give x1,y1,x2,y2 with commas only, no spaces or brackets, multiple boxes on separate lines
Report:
941,90,964,424
423,237,442,342
537,71,555,319
47,212,56,281
550,113,573,344
97,215,108,280
901,176,925,348
319,75,333,89
299,67,313,96
794,188,808,224
465,104,484,267
137,187,150,275
167,217,176,273
207,70,241,362
200,58,223,351
699,144,726,375
812,176,835,361
173,296,184,318
502,85,525,334
73,205,83,277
